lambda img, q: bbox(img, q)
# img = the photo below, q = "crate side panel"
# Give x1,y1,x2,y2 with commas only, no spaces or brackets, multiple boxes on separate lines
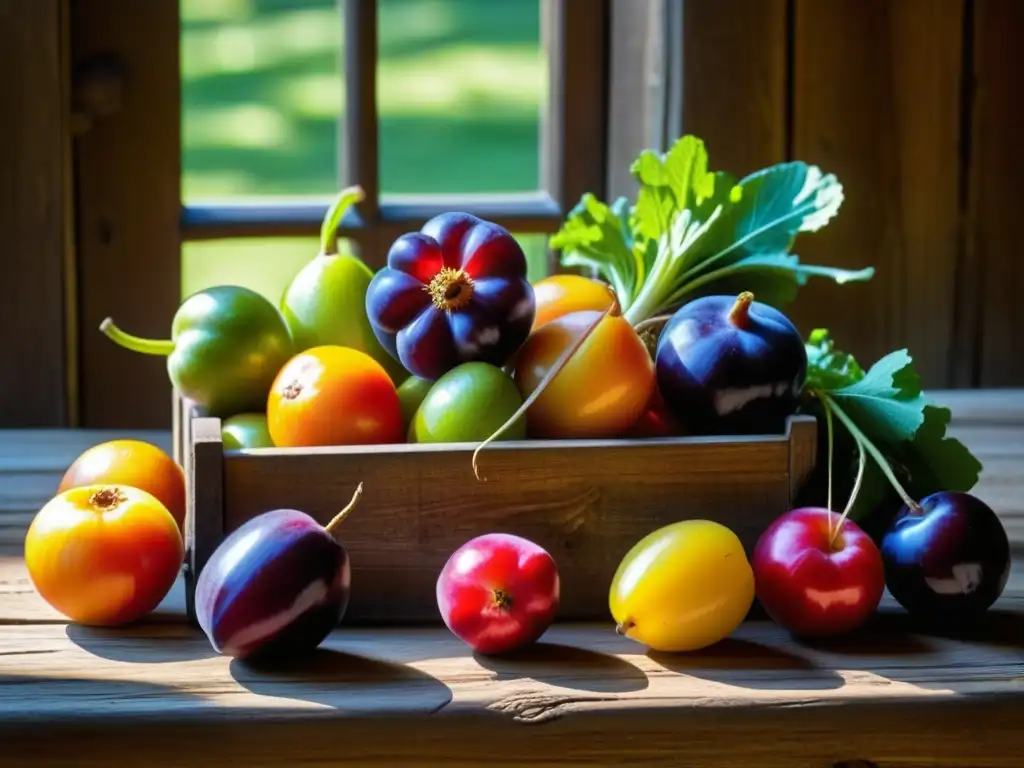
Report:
222,439,791,623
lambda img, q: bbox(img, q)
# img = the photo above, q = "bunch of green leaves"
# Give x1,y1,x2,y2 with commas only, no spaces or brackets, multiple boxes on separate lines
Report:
802,329,983,522
549,135,875,326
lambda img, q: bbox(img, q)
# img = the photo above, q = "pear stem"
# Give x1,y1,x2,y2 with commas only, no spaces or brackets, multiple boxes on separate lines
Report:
320,186,365,256
325,483,363,536
471,304,614,481
99,318,176,356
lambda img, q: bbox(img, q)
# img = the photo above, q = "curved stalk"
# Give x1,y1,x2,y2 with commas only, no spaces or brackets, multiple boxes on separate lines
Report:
820,392,921,513
99,318,175,356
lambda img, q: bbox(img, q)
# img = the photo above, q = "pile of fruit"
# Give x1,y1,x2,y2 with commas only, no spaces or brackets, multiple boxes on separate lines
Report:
22,134,1012,662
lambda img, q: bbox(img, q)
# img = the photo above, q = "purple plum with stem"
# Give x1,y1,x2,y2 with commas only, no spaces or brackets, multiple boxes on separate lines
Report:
195,484,363,662
654,291,808,435
364,212,536,381
881,490,1011,625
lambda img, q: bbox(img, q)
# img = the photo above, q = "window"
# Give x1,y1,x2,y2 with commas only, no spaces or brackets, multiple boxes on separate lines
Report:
72,0,609,428
180,0,606,298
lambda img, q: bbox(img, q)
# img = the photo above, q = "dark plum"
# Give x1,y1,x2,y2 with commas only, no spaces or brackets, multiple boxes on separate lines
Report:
654,291,807,435
365,212,536,381
881,491,1011,625
194,485,363,661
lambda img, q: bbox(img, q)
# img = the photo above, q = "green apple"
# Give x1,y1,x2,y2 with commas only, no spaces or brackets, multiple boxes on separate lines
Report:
411,363,526,444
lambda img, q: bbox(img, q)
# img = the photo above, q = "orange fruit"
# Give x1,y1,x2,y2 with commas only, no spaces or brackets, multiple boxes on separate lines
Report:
58,439,186,531
25,484,184,626
267,345,404,447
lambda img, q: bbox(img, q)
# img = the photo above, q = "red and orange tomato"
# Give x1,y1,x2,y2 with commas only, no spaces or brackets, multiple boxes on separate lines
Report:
267,345,404,448
58,439,186,531
25,484,184,626
514,309,656,439
531,275,618,332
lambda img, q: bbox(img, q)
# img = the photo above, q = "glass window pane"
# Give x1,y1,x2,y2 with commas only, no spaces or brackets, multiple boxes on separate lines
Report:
377,0,546,194
180,0,342,200
182,237,328,301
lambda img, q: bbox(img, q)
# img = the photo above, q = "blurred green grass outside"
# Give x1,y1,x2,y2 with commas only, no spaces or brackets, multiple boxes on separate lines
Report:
181,0,550,302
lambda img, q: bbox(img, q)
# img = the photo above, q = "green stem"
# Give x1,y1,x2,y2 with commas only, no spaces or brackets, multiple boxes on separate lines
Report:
830,438,865,547
99,318,175,356
320,185,365,256
819,392,921,512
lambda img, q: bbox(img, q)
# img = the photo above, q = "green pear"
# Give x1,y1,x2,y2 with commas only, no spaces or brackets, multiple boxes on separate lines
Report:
280,186,409,386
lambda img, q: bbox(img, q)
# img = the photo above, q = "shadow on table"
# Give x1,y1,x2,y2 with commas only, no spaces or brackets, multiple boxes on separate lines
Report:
876,608,1024,652
230,647,453,712
473,641,649,694
66,622,219,663
648,638,845,691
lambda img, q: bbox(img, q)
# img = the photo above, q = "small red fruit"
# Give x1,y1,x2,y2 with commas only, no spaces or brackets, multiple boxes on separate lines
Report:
436,533,559,655
751,507,885,638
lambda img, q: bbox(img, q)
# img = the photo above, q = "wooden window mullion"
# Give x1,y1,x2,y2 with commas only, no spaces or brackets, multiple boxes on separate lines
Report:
541,0,610,273
342,0,387,267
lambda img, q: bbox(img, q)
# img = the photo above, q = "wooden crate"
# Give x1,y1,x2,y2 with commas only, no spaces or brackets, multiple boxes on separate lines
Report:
174,395,818,626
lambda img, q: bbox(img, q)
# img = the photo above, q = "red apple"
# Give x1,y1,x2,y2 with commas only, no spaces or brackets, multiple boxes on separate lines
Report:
751,507,885,638
436,533,559,655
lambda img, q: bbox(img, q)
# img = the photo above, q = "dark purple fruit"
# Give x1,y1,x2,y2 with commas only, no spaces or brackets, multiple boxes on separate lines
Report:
195,485,363,661
881,491,1011,624
364,212,536,381
654,291,807,435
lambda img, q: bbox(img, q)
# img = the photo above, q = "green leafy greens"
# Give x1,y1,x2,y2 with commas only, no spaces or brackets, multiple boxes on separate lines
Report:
549,135,875,325
803,329,983,521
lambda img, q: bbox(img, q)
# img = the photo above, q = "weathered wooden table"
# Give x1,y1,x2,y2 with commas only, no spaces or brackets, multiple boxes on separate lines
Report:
0,390,1021,767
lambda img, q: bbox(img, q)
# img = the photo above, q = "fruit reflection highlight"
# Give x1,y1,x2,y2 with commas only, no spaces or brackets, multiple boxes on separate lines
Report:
610,520,754,652
25,485,184,626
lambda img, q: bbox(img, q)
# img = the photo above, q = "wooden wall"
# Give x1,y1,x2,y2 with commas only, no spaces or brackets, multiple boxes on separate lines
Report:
670,0,1023,390
0,0,72,427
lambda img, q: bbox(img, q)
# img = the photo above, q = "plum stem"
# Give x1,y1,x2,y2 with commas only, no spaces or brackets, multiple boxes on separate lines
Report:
471,304,615,481
319,185,365,256
615,619,634,636
325,482,364,536
820,393,921,513
728,291,755,327
99,318,176,356
831,438,866,547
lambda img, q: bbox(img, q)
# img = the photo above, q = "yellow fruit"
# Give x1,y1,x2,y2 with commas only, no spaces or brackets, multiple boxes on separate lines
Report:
609,519,755,652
